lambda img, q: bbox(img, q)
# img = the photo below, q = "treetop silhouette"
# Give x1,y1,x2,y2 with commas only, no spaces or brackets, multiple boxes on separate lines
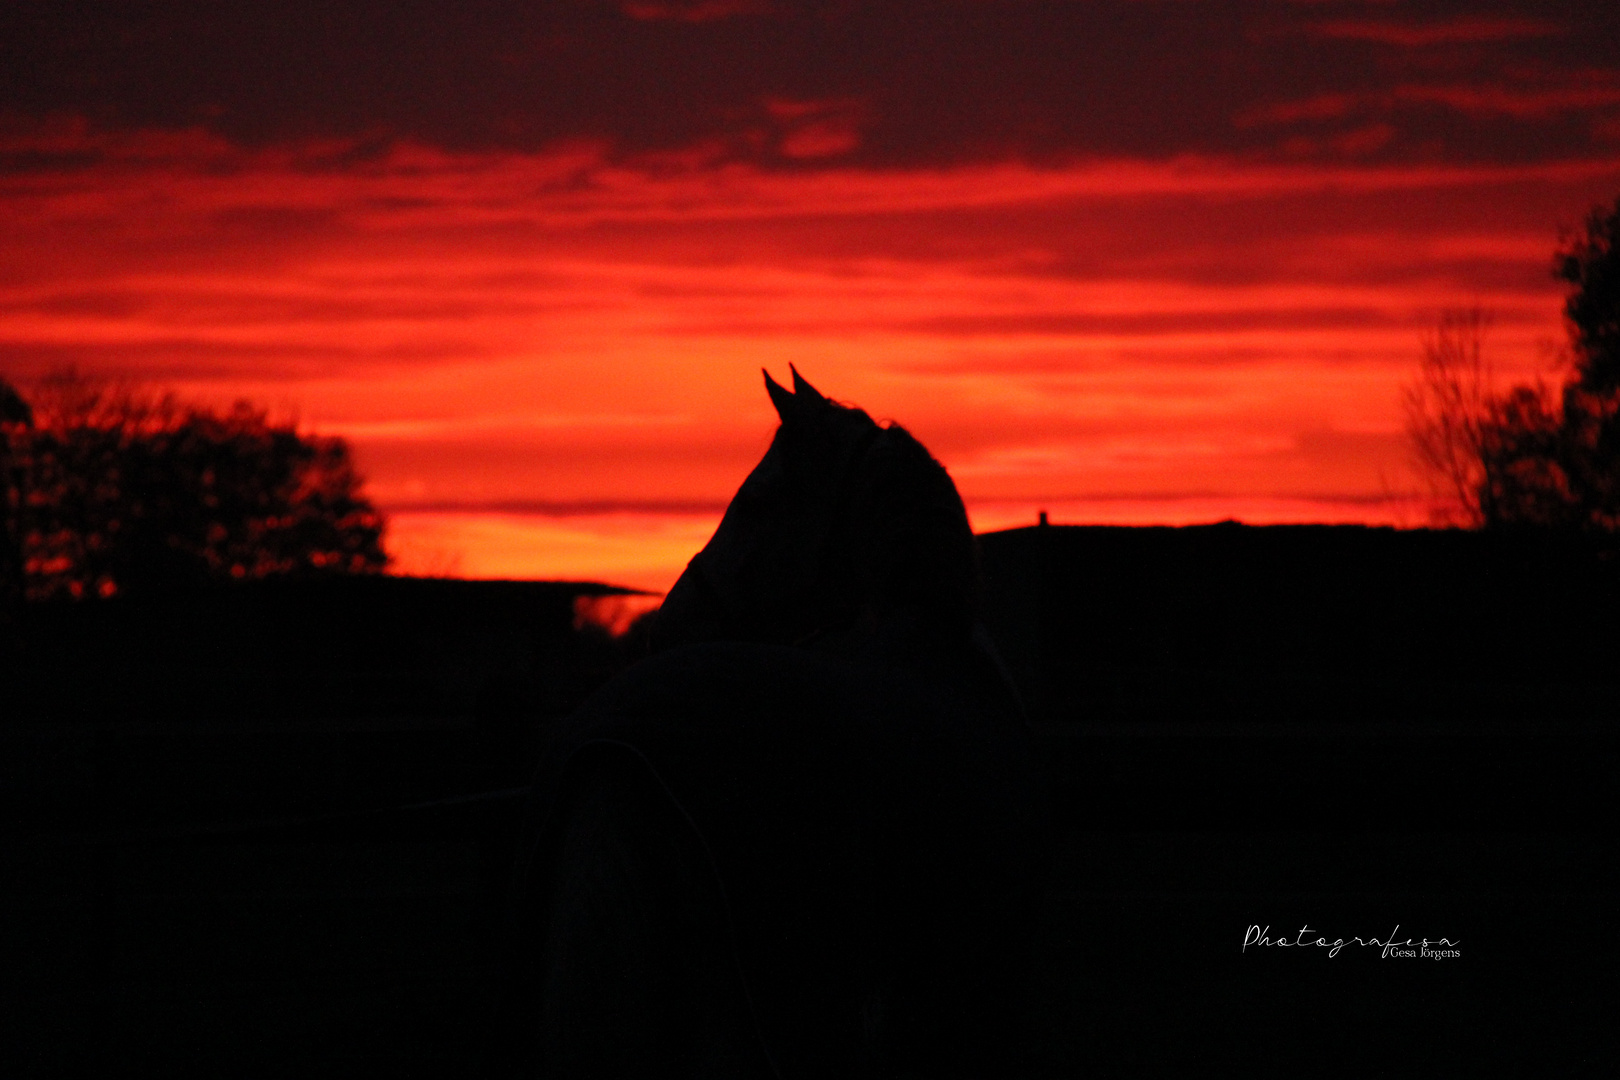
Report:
1558,199,1620,396
1407,195,1620,532
0,371,387,602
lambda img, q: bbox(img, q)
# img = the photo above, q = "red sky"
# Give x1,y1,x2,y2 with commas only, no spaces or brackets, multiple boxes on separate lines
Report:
5,1,1620,590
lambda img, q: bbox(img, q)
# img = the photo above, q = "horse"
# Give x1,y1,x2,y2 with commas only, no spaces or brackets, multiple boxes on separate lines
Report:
500,368,1048,1079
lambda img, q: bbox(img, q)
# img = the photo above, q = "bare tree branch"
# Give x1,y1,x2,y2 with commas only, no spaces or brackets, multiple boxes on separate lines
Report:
1402,307,1494,527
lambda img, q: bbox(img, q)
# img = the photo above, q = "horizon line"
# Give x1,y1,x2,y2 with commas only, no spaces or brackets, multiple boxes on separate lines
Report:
380,492,1421,517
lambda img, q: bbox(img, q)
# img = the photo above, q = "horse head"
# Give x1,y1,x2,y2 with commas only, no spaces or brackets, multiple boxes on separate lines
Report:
656,366,980,651
515,371,1042,1080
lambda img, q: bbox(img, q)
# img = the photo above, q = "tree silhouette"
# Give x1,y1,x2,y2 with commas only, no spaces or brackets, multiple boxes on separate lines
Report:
1477,383,1571,528
1406,196,1620,532
0,371,388,600
1550,196,1620,530
1402,308,1495,527
0,377,32,608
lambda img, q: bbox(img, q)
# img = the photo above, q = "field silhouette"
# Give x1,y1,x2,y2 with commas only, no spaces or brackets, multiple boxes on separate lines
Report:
2,524,1616,1077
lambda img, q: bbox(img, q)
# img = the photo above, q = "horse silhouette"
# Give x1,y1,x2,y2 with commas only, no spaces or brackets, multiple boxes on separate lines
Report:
502,369,1047,1079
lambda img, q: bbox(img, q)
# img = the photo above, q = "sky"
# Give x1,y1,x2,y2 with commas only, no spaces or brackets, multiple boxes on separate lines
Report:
4,0,1620,591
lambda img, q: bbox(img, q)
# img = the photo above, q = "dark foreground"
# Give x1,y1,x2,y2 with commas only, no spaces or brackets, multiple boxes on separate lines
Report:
3,526,1617,1077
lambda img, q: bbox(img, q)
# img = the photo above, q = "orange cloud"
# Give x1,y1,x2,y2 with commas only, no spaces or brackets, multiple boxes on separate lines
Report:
4,120,1617,587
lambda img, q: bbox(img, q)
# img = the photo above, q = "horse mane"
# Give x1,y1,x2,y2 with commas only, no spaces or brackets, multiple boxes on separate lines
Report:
819,416,980,638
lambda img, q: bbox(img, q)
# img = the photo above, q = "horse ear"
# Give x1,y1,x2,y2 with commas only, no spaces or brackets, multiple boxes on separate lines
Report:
764,368,797,422
789,364,827,406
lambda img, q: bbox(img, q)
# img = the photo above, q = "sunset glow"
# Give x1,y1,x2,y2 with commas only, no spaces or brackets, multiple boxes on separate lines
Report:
5,2,1619,591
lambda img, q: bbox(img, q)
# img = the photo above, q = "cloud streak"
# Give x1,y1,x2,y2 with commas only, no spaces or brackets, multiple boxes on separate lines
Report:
5,2,1616,165
3,2,1618,584
1309,17,1566,47
4,171,1606,483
